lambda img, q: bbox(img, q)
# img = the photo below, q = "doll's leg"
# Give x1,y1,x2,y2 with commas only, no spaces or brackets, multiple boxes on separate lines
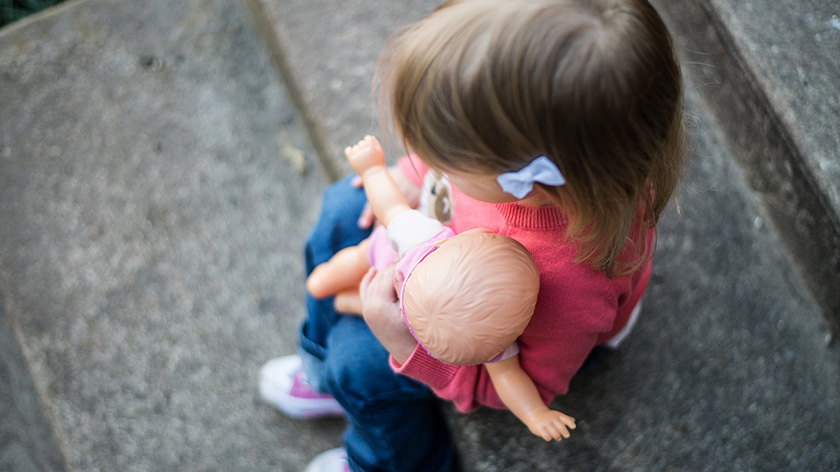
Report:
306,239,370,299
298,175,372,391
325,315,457,472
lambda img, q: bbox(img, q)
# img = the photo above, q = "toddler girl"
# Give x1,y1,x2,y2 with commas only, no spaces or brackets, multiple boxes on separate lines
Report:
308,134,576,441
260,0,685,470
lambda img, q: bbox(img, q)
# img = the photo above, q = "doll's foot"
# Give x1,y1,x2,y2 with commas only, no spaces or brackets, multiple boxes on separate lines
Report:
259,355,345,419
344,135,386,176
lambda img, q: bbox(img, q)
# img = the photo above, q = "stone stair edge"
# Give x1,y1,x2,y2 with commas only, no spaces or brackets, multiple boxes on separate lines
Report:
650,0,840,336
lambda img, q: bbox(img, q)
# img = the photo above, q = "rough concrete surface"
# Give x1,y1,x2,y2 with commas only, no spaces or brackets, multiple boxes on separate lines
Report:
709,0,840,213
0,0,343,470
651,0,840,334
0,0,838,471
1,301,65,471
248,0,440,179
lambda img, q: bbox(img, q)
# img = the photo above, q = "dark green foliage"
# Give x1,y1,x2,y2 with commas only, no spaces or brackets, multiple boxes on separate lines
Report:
1,0,66,28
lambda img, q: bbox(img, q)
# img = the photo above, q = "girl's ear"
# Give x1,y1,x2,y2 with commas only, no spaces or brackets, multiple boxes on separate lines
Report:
432,238,450,246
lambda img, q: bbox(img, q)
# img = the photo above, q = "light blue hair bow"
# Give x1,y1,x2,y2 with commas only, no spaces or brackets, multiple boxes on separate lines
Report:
496,156,565,199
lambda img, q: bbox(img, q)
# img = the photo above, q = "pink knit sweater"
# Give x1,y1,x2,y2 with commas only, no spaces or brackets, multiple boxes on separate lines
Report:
390,157,651,413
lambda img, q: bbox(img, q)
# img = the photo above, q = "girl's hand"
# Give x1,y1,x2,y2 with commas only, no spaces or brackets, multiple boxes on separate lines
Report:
353,165,421,229
527,410,576,442
359,263,417,364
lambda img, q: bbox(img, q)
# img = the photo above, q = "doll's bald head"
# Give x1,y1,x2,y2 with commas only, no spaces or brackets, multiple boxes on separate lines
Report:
401,229,540,365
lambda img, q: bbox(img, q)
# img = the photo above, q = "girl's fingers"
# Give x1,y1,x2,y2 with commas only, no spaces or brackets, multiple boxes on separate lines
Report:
359,267,377,305
357,204,375,229
367,263,397,301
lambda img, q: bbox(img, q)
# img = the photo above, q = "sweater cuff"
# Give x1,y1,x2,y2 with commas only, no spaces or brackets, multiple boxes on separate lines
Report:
390,343,459,390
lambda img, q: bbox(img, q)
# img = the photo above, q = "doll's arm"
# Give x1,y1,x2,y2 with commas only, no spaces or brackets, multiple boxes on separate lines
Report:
306,239,371,300
484,355,576,442
345,136,412,228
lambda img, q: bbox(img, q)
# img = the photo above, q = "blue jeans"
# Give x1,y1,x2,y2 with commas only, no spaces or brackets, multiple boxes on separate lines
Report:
297,176,457,472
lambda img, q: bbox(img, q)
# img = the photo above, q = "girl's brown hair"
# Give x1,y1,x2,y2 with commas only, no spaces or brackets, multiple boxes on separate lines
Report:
380,0,686,276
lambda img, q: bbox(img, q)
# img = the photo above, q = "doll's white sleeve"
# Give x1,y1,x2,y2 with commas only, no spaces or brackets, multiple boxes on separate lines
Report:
487,341,520,363
387,209,446,256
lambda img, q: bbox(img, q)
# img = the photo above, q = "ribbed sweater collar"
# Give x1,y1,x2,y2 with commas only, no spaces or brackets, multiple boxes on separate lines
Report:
494,202,567,230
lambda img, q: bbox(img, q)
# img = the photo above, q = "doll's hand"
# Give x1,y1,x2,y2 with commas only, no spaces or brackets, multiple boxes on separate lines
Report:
527,409,576,442
359,263,417,364
352,165,421,229
345,135,386,177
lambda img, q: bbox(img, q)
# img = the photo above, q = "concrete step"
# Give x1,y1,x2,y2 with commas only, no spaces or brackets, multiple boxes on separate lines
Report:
0,1,342,470
653,0,840,335
0,301,64,471
0,0,838,471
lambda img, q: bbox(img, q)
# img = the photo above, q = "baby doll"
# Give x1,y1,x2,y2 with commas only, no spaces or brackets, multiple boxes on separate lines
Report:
306,135,576,441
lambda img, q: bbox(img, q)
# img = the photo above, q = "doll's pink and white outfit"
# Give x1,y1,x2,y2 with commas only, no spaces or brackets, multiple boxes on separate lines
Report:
389,156,650,413
366,209,519,364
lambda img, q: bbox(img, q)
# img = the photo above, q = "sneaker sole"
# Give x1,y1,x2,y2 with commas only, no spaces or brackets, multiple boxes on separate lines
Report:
259,375,345,419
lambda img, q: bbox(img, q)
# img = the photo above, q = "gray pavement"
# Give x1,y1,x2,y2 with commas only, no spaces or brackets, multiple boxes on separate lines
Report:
653,0,840,336
1,301,64,471
1,0,839,471
0,1,341,470
244,0,440,179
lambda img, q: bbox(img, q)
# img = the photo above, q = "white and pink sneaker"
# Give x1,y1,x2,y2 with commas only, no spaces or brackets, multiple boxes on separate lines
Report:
259,355,345,419
304,448,350,472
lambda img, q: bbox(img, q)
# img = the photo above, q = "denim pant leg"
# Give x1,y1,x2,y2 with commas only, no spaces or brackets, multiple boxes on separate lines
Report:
297,176,456,471
297,175,371,391
325,315,456,472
